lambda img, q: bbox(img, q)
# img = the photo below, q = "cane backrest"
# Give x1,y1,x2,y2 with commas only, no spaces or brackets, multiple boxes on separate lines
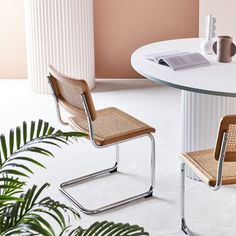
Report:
48,65,97,121
214,115,236,161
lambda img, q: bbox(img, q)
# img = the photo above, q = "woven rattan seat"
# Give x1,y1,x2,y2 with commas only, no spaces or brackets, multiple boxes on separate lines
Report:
179,149,236,187
69,107,155,146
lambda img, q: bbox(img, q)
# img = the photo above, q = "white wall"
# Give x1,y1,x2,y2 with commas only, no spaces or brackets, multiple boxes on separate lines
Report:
200,0,236,40
0,0,27,79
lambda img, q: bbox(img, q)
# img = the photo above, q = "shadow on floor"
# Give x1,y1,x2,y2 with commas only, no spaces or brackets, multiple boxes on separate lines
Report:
92,79,160,93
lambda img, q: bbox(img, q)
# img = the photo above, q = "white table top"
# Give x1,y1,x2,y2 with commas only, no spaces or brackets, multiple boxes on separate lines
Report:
131,38,236,97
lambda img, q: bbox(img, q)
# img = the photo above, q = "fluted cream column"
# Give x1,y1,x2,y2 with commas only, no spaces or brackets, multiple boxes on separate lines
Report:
24,0,95,94
181,91,236,179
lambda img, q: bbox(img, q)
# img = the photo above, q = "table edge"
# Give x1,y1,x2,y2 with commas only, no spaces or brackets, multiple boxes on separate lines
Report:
136,68,236,97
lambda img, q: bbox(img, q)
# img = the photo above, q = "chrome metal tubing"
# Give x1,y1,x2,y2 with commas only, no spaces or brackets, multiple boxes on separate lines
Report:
181,218,193,236
59,137,155,214
60,185,152,215
150,133,156,188
60,164,117,187
181,162,193,236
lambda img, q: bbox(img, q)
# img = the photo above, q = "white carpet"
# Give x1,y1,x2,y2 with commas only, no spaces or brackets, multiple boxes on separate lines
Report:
0,79,236,236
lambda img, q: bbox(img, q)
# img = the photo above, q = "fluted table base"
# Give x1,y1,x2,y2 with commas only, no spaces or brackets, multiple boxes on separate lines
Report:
181,91,236,180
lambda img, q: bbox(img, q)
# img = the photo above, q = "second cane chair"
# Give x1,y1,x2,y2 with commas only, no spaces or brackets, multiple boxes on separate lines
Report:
179,115,236,235
47,65,156,214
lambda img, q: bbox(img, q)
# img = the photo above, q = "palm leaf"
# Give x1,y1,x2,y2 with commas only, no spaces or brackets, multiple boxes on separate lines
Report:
60,221,149,236
0,120,85,187
0,120,149,236
3,163,34,174
43,122,49,136
0,184,80,236
0,152,2,167
36,120,43,138
0,195,23,202
30,121,35,140
0,169,29,178
8,157,46,169
9,129,14,155
26,215,55,236
0,135,7,161
23,121,27,144
47,127,55,135
0,177,24,198
16,126,21,149
0,177,23,185
19,146,54,157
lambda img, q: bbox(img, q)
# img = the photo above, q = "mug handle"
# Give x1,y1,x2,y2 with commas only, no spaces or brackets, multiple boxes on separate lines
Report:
213,41,217,54
231,42,236,57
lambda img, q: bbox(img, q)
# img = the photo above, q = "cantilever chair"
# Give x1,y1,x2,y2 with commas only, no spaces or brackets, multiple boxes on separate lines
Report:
179,115,236,235
47,65,156,214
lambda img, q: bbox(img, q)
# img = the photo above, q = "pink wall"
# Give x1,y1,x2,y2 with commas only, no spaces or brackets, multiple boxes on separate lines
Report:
0,0,27,79
94,0,199,78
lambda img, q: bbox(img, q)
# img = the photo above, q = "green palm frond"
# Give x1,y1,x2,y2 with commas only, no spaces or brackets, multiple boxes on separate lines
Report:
0,176,24,196
0,120,149,236
0,120,85,197
60,221,149,236
0,184,80,236
0,120,85,166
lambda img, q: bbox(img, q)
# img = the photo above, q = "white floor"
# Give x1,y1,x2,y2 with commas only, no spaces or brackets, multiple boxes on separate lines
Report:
1,79,236,236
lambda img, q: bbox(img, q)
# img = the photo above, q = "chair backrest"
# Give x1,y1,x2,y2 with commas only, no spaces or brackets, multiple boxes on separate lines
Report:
214,115,236,161
48,65,97,121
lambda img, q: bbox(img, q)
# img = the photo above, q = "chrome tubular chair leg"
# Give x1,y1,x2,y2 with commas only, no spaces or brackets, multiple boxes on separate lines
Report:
181,162,193,236
150,133,155,189
145,133,155,197
110,145,119,173
59,135,155,215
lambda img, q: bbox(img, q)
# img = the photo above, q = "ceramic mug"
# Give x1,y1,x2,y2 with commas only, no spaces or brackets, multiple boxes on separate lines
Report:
213,36,236,63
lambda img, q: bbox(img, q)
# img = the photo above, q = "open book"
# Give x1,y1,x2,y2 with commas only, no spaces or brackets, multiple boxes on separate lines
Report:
144,51,209,70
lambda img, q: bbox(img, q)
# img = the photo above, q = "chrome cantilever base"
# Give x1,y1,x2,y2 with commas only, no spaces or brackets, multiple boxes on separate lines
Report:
59,134,155,215
59,164,153,215
180,132,227,235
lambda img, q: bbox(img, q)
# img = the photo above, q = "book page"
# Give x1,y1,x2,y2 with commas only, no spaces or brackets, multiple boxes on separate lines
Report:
144,51,188,63
163,53,209,70
144,51,209,70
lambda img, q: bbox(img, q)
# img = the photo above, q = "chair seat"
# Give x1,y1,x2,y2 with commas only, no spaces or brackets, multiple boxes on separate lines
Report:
68,107,155,146
179,149,236,186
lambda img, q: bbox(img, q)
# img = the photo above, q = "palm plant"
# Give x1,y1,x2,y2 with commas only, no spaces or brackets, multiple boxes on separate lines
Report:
0,120,149,235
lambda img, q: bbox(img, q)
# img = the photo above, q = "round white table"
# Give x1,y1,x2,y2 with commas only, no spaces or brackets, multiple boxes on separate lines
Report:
131,38,236,179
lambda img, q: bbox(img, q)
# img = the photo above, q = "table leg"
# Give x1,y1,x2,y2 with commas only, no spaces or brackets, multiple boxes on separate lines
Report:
181,90,236,180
